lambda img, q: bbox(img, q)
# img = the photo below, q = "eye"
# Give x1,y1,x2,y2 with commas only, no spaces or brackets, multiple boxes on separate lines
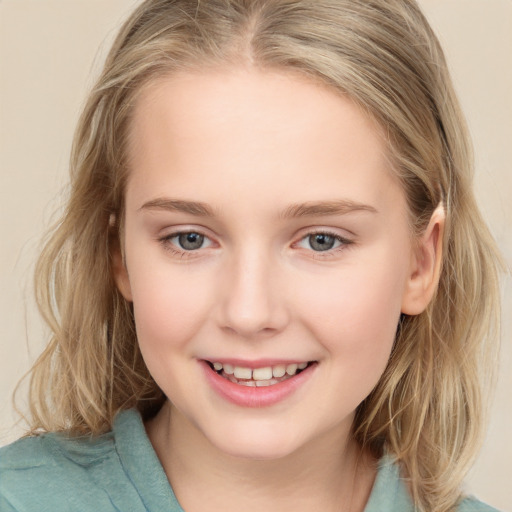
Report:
166,231,212,251
296,232,351,252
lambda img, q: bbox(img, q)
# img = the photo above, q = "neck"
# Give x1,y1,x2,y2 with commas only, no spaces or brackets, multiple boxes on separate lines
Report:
146,402,377,512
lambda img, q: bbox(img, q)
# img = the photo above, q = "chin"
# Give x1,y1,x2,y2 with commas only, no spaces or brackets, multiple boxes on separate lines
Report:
206,422,303,461
217,439,298,461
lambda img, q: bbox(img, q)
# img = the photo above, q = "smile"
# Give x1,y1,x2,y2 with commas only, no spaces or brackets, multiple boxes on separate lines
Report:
206,361,311,387
201,359,317,407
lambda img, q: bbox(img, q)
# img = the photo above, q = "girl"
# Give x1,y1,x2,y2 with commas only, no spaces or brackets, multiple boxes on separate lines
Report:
0,1,504,511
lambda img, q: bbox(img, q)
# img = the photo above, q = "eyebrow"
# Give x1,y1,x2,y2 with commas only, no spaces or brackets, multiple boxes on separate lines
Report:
139,197,378,218
280,200,378,218
139,198,215,216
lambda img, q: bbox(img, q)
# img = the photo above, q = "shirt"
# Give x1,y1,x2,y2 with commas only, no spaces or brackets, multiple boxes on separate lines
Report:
0,409,500,512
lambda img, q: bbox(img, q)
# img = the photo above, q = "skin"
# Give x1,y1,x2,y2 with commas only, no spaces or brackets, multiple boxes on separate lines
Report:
114,67,444,512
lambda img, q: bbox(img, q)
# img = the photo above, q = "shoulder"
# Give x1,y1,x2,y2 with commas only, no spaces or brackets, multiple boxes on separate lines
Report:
0,433,54,470
0,428,114,470
0,429,123,511
0,409,175,512
458,496,502,512
365,456,502,512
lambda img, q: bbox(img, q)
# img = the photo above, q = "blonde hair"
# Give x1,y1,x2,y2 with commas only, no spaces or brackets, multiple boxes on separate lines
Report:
21,1,502,511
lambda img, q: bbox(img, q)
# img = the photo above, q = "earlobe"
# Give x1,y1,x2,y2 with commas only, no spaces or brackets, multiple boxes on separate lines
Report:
111,243,133,302
401,204,445,316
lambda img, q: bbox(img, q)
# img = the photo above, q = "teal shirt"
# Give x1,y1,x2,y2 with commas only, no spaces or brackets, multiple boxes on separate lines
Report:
0,409,500,512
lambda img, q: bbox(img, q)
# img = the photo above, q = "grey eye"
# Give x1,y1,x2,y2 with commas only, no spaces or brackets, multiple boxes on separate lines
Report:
178,232,205,250
308,234,337,251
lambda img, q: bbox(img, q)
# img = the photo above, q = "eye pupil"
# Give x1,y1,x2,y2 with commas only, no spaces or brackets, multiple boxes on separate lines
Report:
309,234,335,251
178,232,204,250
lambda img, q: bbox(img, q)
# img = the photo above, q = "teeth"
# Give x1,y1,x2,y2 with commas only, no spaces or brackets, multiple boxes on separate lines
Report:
233,367,252,379
256,379,279,387
286,363,298,375
210,361,310,382
239,380,256,387
252,367,273,380
272,365,286,378
223,364,234,375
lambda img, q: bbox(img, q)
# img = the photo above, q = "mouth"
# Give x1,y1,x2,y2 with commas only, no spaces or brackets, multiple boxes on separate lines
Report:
205,360,315,387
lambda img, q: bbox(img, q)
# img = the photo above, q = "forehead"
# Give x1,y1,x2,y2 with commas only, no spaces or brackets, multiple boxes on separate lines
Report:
129,67,385,152
125,67,402,214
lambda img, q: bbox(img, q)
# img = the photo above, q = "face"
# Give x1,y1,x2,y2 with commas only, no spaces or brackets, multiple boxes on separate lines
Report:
115,68,431,460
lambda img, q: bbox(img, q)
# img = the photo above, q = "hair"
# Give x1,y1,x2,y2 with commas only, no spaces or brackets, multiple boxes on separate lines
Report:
19,1,502,511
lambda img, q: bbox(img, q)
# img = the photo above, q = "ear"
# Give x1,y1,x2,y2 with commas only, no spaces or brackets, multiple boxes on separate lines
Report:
111,239,133,302
401,204,445,315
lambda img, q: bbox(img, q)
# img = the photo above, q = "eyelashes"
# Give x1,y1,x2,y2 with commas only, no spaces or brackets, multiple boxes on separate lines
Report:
167,232,212,251
158,230,213,259
295,232,353,252
158,229,354,259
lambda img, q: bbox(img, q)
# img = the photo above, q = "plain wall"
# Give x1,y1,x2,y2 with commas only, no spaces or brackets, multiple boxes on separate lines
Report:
0,1,510,510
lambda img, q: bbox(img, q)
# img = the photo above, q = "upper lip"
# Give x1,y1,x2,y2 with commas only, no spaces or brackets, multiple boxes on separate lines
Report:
201,358,314,369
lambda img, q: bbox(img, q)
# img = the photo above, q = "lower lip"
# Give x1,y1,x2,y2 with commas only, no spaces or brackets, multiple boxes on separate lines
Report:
200,360,317,408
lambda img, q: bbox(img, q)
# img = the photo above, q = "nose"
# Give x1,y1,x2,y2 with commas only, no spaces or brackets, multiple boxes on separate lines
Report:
217,249,290,339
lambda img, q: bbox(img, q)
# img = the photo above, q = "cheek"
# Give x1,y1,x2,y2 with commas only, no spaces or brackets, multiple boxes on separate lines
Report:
295,259,406,415
297,247,408,366
127,267,217,401
128,263,213,354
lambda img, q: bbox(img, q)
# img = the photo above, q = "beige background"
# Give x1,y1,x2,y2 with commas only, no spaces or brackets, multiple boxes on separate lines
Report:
0,1,510,509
